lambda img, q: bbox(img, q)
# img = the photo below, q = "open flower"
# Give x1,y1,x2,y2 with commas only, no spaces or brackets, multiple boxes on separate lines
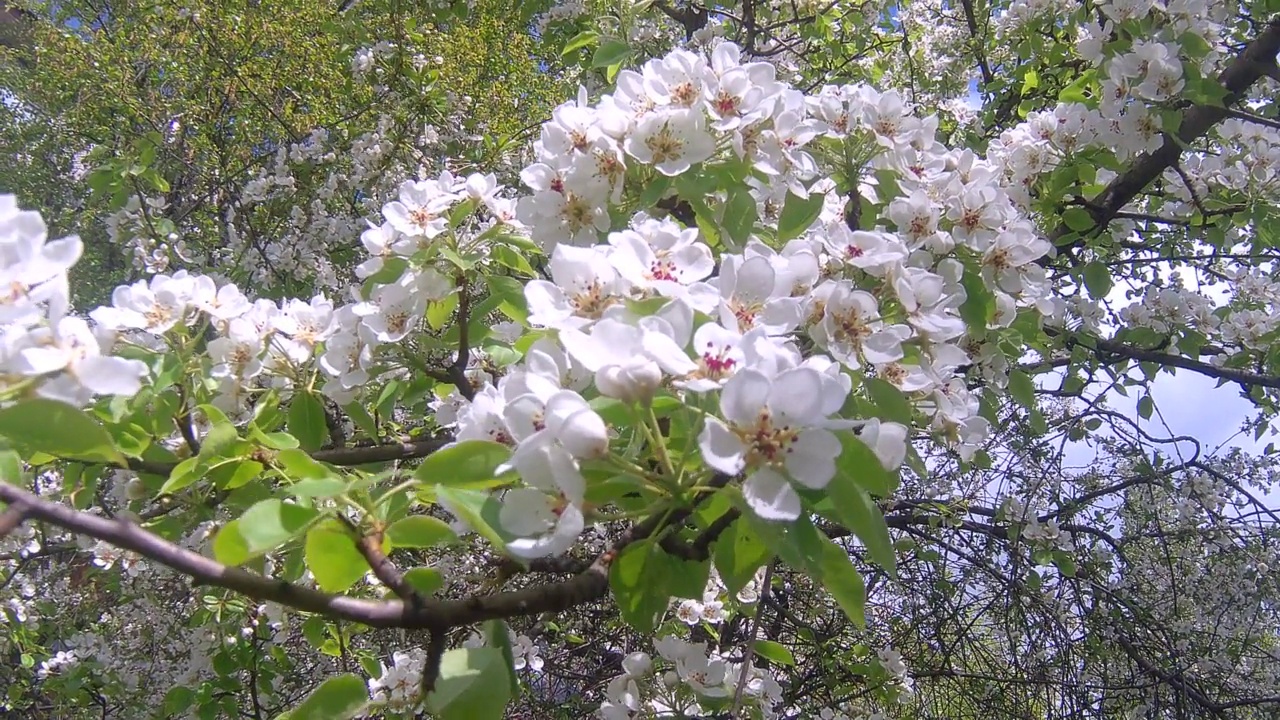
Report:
624,108,716,176
498,488,585,559
14,317,147,405
699,367,845,521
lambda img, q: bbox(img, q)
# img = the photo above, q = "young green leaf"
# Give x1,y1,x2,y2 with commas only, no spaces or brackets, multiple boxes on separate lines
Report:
826,476,897,577
275,674,367,720
237,499,320,555
754,640,796,666
776,190,824,241
0,399,126,465
386,515,458,548
425,648,512,720
288,392,329,453
304,523,369,593
414,441,512,486
404,567,445,595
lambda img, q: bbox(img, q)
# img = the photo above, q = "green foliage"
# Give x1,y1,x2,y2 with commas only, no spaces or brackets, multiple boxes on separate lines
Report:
0,399,125,465
277,673,368,719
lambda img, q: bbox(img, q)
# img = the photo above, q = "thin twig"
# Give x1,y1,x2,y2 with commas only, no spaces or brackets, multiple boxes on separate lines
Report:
730,560,775,717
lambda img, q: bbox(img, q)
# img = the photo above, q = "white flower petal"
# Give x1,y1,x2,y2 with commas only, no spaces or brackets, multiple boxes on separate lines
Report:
743,468,801,522
698,418,747,475
720,368,770,426
784,429,840,489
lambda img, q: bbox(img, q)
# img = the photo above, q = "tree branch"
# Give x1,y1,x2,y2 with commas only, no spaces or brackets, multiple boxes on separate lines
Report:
1084,334,1280,390
0,478,699,632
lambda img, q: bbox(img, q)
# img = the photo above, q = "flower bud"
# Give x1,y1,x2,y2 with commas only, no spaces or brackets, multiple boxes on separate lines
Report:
595,360,662,405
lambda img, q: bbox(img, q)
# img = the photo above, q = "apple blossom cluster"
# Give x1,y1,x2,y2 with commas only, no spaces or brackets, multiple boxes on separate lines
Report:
0,196,148,407
367,647,430,714
674,566,767,626
875,647,914,696
598,636,784,719
105,194,191,274
394,40,1063,546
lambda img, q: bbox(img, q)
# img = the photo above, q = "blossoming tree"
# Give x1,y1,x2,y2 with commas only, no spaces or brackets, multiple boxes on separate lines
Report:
2,0,1280,718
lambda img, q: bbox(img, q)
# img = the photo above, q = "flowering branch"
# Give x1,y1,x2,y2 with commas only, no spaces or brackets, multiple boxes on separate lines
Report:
1053,16,1280,254
1083,334,1280,390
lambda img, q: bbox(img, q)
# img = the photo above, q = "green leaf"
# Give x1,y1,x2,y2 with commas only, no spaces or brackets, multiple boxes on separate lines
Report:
436,487,509,551
960,270,994,331
289,392,329,453
1053,551,1077,577
561,29,599,57
0,450,23,486
609,541,671,634
304,523,369,593
197,421,242,463
253,429,300,450
275,674,367,720
491,244,537,279
1062,207,1095,233
276,449,347,495
665,555,712,600
425,648,512,720
159,456,202,496
1007,370,1036,410
864,377,913,425
386,515,457,548
776,190,823,242
754,640,795,666
404,567,444,595
286,474,348,501
414,441,511,486
835,434,899,497
591,39,631,69
366,253,404,284
1137,394,1155,420
816,535,867,628
218,460,263,490
237,499,320,555
486,274,529,324
713,517,772,597
636,174,672,209
428,291,460,331
212,520,251,566
343,402,379,440
722,187,758,247
0,399,126,465
485,620,522,698
1082,261,1112,299
826,477,896,577
1020,67,1039,95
